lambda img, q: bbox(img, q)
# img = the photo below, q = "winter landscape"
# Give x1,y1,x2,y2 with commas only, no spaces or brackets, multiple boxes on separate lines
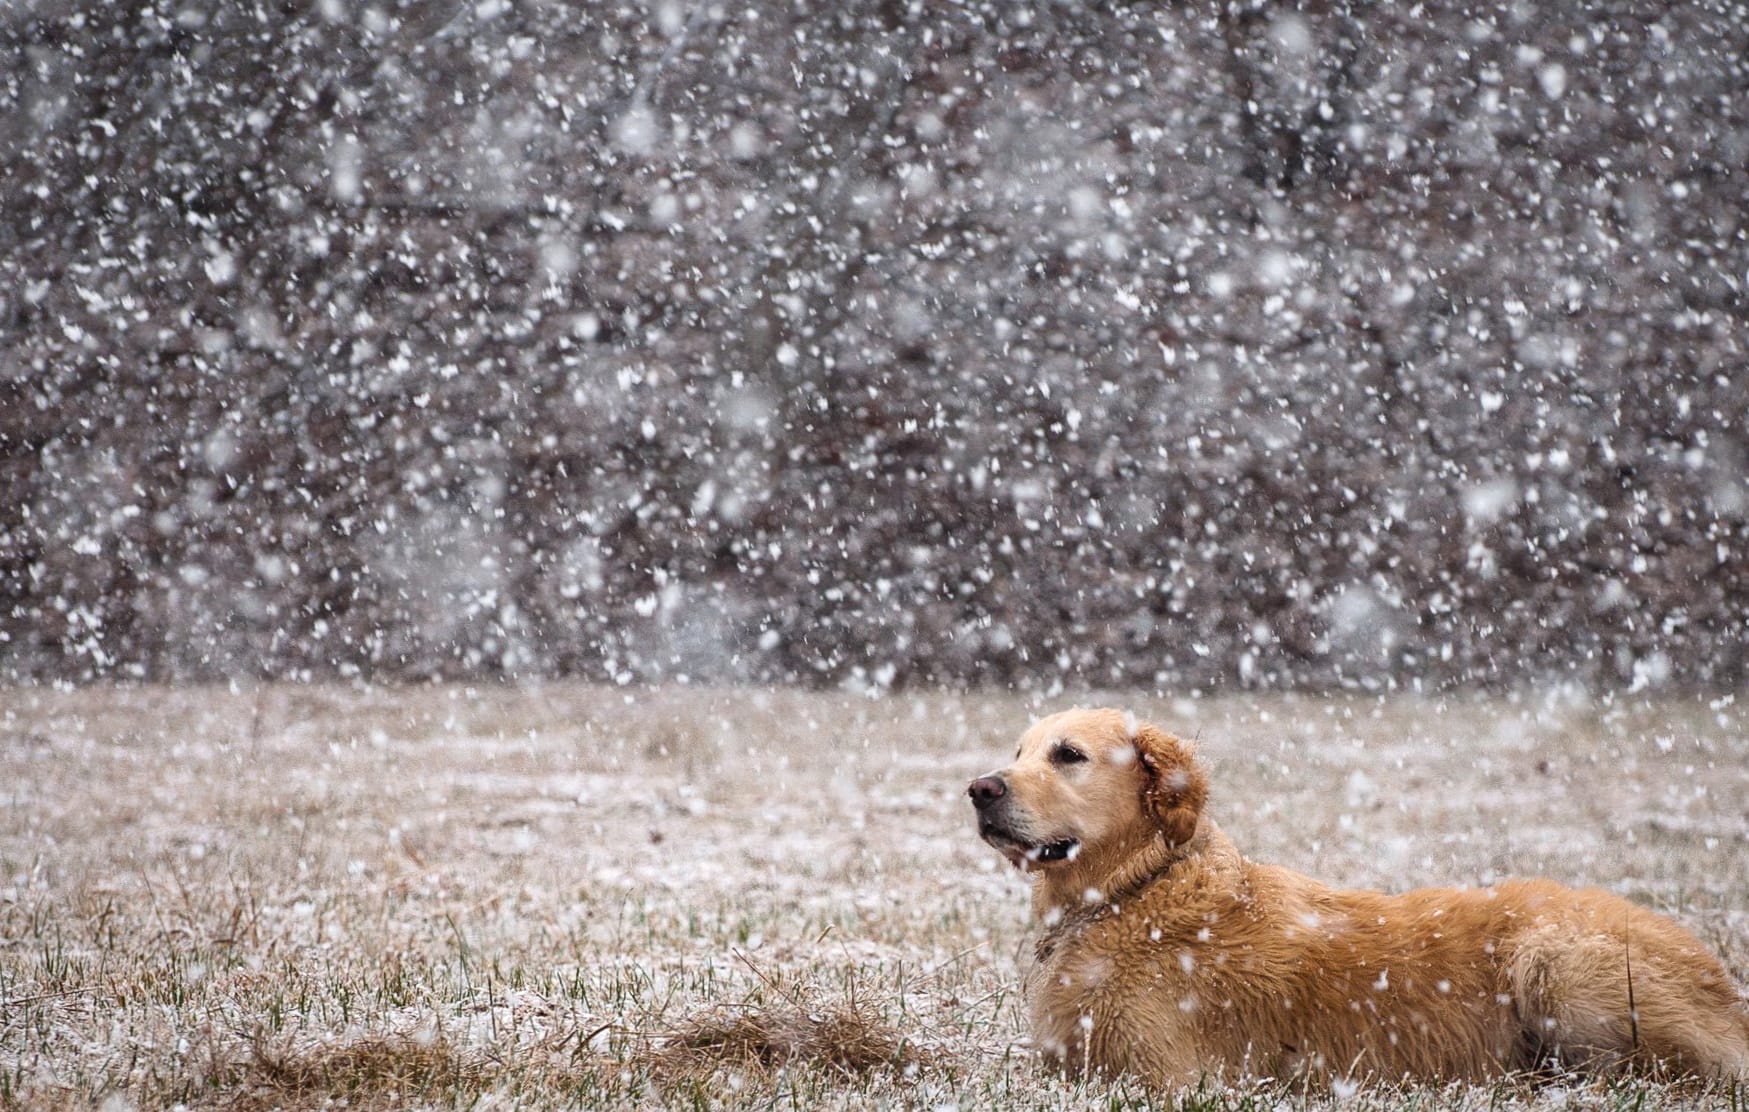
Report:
4,0,1748,1108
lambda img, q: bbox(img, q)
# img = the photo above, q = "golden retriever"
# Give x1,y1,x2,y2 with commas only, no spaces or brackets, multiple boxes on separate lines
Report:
969,708,1749,1087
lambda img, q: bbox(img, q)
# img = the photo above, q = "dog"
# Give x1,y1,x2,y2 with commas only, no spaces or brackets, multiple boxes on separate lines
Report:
969,707,1749,1087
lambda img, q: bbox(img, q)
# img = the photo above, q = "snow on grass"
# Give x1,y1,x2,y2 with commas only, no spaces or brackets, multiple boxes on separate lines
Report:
1,684,1745,1109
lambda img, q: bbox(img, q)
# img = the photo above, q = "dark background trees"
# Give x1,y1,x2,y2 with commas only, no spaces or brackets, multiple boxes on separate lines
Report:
4,1,1746,691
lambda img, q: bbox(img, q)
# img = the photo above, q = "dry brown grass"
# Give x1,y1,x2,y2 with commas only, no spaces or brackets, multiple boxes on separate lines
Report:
652,997,917,1078
642,948,927,1081
234,1035,487,1111
1,683,1745,1110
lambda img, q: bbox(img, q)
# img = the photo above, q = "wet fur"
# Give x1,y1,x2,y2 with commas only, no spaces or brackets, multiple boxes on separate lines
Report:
975,708,1749,1087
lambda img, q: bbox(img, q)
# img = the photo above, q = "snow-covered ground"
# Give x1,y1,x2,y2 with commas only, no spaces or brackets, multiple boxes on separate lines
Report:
2,684,1745,1108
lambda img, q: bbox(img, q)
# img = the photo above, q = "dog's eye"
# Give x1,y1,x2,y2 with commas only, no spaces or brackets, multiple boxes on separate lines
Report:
1052,744,1088,766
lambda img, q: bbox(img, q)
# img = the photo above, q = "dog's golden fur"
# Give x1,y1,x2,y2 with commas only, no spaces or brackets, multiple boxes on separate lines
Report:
970,708,1749,1087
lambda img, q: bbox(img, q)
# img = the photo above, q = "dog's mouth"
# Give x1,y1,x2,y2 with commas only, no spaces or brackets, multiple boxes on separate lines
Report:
981,825,1081,869
1028,838,1081,863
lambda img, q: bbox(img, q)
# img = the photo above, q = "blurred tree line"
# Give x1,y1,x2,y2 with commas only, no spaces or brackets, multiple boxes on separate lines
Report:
3,0,1746,691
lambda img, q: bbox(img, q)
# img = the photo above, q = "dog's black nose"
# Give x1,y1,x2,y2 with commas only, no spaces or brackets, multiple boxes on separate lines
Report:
968,775,1007,809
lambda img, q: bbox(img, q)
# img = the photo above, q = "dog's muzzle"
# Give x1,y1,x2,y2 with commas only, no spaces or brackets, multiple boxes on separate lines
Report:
970,775,1080,866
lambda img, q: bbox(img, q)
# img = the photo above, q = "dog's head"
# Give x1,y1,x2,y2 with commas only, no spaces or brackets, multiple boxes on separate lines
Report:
968,708,1207,906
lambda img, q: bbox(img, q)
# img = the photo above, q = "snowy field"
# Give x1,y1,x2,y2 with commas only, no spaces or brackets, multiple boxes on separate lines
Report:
3,684,1746,1110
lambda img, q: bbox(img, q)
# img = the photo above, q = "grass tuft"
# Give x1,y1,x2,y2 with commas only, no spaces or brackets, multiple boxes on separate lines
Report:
235,1035,484,1110
650,991,924,1079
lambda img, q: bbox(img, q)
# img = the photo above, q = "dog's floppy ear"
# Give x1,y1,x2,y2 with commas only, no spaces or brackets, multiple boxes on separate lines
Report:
1134,722,1208,847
